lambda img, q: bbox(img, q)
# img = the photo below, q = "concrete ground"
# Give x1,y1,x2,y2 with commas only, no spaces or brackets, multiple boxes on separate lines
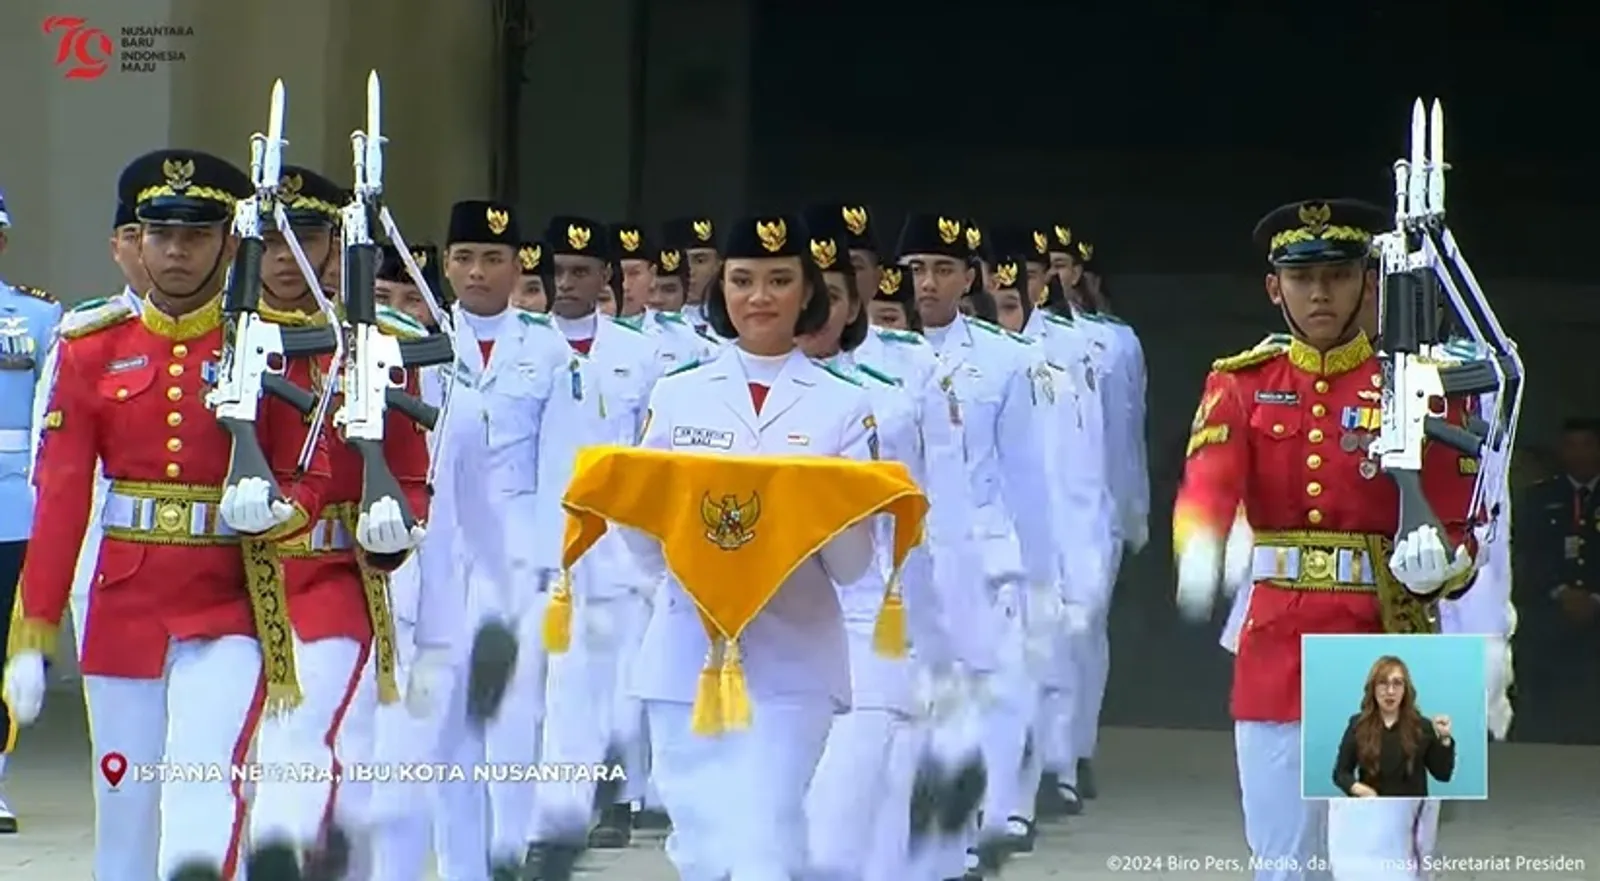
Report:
3,685,1597,880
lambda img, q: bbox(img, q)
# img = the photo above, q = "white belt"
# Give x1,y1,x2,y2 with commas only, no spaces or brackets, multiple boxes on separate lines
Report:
102,489,238,540
0,428,29,452
1251,544,1378,587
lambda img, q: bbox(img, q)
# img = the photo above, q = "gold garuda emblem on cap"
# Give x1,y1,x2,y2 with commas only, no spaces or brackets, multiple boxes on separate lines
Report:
809,238,837,269
518,244,541,271
702,491,760,550
842,206,868,236
1297,202,1331,232
486,208,510,236
1032,230,1048,255
410,248,429,268
619,228,641,252
278,173,304,200
693,219,713,242
993,260,1019,288
964,225,981,251
163,157,195,192
879,266,902,295
1054,225,1072,246
756,219,787,253
660,249,682,272
568,224,592,250
1077,241,1094,261
937,217,961,245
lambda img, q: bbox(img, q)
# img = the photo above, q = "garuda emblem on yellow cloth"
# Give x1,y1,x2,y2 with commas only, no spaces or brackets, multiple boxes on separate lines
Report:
702,492,760,550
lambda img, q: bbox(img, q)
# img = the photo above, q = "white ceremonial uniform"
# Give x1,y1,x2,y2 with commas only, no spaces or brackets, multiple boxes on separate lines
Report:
628,345,881,881
368,362,475,881
920,314,1060,846
1068,309,1147,773
429,305,571,878
632,308,715,372
531,310,660,840
804,350,976,881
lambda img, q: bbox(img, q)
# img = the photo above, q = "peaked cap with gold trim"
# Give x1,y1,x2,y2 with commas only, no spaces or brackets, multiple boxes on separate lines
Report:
798,203,850,271
663,215,718,251
544,215,610,260
273,165,347,227
722,212,810,259
113,201,137,229
117,149,250,226
447,199,520,246
1252,198,1386,266
896,213,971,260
611,221,652,263
377,242,440,293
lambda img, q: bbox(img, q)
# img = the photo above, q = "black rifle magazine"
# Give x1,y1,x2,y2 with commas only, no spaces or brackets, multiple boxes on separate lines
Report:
398,334,454,368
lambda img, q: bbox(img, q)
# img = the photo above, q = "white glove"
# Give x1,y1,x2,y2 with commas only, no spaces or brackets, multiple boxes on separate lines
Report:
3,651,47,726
1485,636,1513,740
1175,530,1223,622
1388,525,1472,596
404,647,453,719
1222,515,1255,598
1061,602,1091,636
220,476,295,534
356,496,426,554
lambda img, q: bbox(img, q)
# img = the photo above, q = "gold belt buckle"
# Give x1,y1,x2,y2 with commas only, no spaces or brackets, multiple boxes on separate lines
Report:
1302,548,1336,583
155,501,188,535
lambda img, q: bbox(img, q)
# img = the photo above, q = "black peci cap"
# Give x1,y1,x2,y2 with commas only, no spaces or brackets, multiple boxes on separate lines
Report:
447,200,519,247
874,262,913,305
662,216,717,251
798,203,851,272
896,213,971,261
612,222,653,263
545,216,610,261
720,213,811,259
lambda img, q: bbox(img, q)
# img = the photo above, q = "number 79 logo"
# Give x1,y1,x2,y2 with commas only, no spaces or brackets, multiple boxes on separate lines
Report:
42,15,113,81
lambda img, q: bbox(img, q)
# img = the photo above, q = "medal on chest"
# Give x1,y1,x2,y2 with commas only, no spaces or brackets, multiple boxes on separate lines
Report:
0,317,35,370
939,374,963,426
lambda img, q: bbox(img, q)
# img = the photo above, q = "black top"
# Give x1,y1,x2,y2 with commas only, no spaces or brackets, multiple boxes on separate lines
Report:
1333,714,1455,797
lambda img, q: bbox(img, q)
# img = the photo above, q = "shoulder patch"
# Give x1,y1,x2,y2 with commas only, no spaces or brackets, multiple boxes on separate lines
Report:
665,359,704,377
59,298,135,340
375,305,428,340
877,328,925,345
655,310,687,325
856,363,901,387
609,315,646,334
14,284,56,303
1211,342,1288,373
516,310,552,326
971,317,1033,344
818,361,864,387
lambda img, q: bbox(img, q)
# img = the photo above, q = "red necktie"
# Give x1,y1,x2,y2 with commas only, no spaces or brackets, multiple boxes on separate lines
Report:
570,338,593,355
478,340,494,362
748,383,769,414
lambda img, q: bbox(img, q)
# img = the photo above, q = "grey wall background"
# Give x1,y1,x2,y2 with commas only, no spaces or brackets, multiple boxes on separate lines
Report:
4,0,1594,727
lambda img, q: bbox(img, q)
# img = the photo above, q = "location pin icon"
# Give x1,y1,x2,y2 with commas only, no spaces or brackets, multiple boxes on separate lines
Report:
100,752,128,788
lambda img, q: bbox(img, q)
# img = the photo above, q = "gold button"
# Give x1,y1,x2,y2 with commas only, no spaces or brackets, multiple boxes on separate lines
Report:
166,412,183,427
166,387,182,401
165,463,181,478
1307,453,1323,469
1272,423,1285,435
1307,481,1323,497
116,388,129,400
166,438,183,452
168,363,184,377
1308,428,1324,443
1311,403,1327,418
172,343,189,358
1308,509,1324,525
1314,380,1330,393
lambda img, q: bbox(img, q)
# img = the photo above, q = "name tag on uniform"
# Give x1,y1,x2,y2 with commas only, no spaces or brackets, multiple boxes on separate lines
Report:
786,432,809,446
1255,390,1298,405
673,426,734,449
106,355,149,374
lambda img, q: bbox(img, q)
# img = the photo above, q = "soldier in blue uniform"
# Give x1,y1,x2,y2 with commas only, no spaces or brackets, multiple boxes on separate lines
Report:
0,190,65,832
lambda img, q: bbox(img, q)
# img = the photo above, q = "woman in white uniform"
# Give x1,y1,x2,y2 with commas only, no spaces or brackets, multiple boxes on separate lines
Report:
627,212,886,881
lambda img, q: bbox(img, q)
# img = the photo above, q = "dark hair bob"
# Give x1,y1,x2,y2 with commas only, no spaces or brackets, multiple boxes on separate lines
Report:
830,263,871,353
704,255,834,341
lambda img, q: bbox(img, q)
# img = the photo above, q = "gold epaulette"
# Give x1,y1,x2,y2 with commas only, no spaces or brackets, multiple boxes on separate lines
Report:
1211,341,1288,373
14,284,56,303
59,297,136,340
259,304,325,327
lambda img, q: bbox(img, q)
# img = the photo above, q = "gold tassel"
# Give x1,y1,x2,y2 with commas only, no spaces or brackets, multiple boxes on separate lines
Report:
719,638,752,731
542,570,574,653
872,572,908,658
690,640,725,736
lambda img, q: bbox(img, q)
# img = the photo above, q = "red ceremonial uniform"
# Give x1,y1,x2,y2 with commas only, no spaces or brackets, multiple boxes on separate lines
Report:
1174,332,1477,722
11,295,331,678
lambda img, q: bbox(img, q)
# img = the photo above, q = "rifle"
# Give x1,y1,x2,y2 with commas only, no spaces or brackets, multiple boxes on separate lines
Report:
1369,99,1525,541
205,79,305,499
333,71,456,531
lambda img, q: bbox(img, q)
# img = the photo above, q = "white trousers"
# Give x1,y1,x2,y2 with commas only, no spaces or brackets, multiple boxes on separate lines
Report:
86,636,265,880
647,696,834,881
806,708,899,881
1071,554,1119,764
251,635,366,849
1235,721,1331,881
978,582,1035,838
1328,799,1439,880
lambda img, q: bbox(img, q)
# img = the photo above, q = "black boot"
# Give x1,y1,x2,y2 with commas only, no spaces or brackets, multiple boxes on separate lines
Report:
937,756,988,834
302,824,352,881
245,842,303,881
466,620,520,725
632,805,671,830
1076,757,1098,799
1035,771,1068,819
520,840,584,881
587,802,632,848
167,863,225,881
